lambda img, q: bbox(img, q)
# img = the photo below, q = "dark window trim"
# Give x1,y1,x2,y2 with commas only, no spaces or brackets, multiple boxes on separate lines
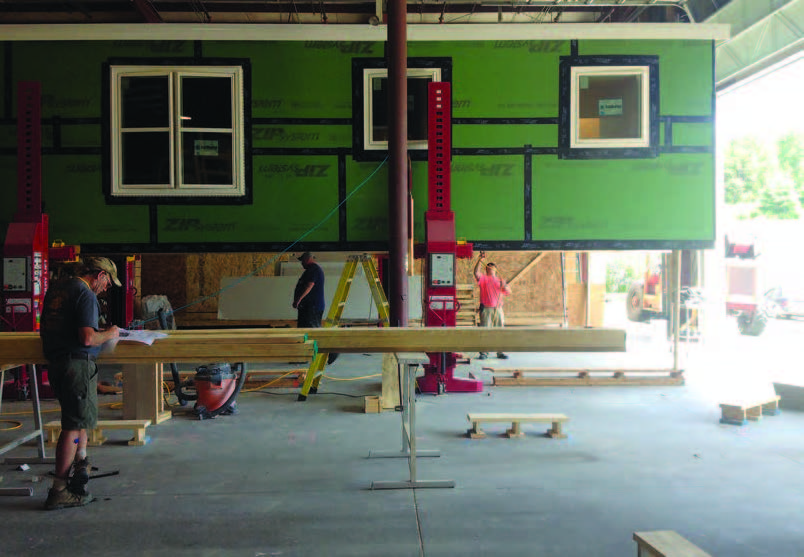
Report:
558,55,659,160
102,57,252,205
351,57,452,162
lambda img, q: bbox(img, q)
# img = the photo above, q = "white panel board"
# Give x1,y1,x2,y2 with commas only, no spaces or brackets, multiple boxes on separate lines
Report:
218,274,422,321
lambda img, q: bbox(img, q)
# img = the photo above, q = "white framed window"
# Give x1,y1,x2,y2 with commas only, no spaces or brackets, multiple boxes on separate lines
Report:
569,65,651,149
362,67,441,151
109,65,245,198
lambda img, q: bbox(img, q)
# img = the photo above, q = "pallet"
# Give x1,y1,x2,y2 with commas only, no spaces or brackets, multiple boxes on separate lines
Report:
633,530,711,557
466,412,568,439
486,367,684,387
719,395,781,426
44,419,152,446
455,284,478,327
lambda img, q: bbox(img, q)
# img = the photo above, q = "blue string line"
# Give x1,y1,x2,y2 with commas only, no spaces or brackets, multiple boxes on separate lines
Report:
142,156,389,325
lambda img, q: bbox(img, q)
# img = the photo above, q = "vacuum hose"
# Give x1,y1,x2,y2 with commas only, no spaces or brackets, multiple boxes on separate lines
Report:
157,309,195,406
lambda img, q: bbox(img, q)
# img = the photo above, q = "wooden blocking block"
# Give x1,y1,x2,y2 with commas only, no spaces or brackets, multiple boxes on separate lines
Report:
505,421,524,438
746,405,763,421
43,421,61,445
88,428,107,447
633,530,711,557
364,395,381,414
719,405,748,426
128,426,149,446
467,422,486,439
762,398,781,415
547,421,567,439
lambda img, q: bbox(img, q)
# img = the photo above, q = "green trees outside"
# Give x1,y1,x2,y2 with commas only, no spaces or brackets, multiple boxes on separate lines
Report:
724,132,804,219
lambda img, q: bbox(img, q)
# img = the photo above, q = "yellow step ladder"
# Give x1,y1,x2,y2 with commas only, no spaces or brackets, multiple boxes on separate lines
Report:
298,255,389,400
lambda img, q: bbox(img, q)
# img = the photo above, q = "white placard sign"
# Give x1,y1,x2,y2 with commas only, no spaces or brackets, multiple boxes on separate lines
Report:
598,98,623,116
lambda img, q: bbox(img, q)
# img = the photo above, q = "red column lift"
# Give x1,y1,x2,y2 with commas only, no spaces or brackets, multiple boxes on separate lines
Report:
2,82,49,333
416,82,482,394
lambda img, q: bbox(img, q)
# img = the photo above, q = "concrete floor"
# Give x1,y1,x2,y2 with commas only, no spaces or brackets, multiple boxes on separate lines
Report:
1,322,803,556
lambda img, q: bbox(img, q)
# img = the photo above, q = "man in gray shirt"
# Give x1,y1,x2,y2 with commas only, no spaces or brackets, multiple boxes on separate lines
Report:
40,256,121,510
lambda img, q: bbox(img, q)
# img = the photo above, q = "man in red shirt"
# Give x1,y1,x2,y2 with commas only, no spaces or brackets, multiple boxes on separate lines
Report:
473,253,512,360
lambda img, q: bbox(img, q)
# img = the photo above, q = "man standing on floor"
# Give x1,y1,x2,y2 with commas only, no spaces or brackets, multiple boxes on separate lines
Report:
293,252,326,327
40,256,121,510
293,252,338,364
473,253,512,360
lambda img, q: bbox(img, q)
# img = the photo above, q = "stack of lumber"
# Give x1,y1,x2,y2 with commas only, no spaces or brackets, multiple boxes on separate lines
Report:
0,326,626,368
455,284,478,327
0,331,315,367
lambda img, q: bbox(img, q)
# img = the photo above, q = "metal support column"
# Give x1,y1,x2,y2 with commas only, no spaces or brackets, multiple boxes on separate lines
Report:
387,0,408,327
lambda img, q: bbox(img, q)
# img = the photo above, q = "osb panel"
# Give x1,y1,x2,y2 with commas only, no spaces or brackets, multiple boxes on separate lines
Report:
185,253,284,315
456,251,566,316
140,254,187,315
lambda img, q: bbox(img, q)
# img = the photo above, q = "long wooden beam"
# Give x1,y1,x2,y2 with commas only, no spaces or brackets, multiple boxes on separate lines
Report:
0,327,624,368
0,333,316,366
164,326,625,353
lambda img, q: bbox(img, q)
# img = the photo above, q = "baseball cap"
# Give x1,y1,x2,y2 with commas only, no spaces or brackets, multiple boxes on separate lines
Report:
297,252,313,262
83,256,122,287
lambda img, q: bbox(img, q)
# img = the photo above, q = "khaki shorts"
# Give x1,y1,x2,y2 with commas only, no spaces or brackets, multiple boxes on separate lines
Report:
49,358,99,431
480,306,505,328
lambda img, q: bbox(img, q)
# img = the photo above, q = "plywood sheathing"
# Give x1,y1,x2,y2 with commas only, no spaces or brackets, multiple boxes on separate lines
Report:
457,251,565,325
140,254,187,322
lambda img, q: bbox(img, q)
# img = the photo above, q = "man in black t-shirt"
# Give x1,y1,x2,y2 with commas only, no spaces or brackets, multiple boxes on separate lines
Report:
39,256,121,510
292,252,338,364
292,252,325,327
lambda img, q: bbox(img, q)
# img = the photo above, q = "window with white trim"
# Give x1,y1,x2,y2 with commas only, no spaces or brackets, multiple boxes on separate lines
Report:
110,65,245,198
559,55,658,159
363,67,441,151
570,65,650,149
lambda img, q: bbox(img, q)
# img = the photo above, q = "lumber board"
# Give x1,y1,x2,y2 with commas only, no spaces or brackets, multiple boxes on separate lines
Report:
484,367,682,375
494,376,684,387
0,333,315,367
160,326,625,353
633,530,711,557
719,395,780,410
467,413,568,422
157,334,308,344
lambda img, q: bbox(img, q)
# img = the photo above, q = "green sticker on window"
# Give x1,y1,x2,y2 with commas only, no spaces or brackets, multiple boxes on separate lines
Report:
195,140,218,156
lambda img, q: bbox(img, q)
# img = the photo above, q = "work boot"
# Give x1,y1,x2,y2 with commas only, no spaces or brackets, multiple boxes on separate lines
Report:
44,486,95,510
68,458,91,494
497,352,508,359
477,353,488,360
